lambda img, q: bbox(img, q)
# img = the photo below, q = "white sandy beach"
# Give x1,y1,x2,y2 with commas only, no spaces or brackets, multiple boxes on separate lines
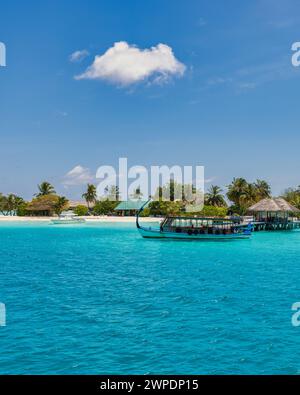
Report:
0,216,162,223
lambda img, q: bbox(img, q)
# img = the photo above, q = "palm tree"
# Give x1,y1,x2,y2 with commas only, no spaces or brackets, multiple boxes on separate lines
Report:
54,196,69,216
283,187,300,209
227,178,249,206
243,183,258,206
130,187,143,200
0,194,24,215
205,185,227,207
36,181,56,197
82,184,97,210
104,185,120,201
254,179,271,200
0,194,8,215
6,194,24,215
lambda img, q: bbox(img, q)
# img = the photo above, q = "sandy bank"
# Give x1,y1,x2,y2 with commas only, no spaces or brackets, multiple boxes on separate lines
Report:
0,216,162,223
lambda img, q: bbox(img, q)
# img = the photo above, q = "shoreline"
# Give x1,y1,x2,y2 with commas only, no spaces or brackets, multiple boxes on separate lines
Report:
0,216,162,223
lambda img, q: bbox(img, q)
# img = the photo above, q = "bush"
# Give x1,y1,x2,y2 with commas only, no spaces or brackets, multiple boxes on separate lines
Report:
16,203,28,216
197,205,227,217
148,202,227,217
93,200,118,215
74,205,89,216
227,204,247,216
139,207,150,217
149,201,184,216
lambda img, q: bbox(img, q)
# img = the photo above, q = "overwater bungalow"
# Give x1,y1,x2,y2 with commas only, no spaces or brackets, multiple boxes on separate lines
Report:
248,198,300,231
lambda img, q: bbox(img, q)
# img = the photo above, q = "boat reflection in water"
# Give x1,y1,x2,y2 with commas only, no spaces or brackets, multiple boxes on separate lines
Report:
136,200,252,240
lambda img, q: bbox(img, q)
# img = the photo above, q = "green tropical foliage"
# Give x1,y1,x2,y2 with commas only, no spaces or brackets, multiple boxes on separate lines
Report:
254,179,272,200
36,181,56,197
227,178,272,214
154,180,200,203
282,187,300,210
16,203,28,216
74,205,89,216
149,200,185,216
0,193,25,215
205,185,227,207
53,196,69,216
82,184,97,209
2,177,299,219
93,200,118,215
195,205,228,217
26,195,61,216
104,185,120,201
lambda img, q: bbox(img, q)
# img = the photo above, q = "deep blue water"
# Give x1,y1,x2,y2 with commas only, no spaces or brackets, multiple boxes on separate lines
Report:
0,221,300,374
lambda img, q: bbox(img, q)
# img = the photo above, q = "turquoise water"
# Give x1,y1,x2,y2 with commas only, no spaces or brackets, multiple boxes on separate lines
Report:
0,222,300,374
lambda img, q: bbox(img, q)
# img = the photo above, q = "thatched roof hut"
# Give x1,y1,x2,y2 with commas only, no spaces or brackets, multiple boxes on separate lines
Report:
248,198,299,213
26,195,59,216
248,198,299,223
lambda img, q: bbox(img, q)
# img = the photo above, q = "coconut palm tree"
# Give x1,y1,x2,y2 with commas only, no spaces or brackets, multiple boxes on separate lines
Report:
6,194,24,215
243,183,258,206
82,184,97,210
205,185,227,207
54,196,69,216
36,181,56,197
0,194,8,215
227,178,249,206
254,179,271,200
283,187,300,209
0,194,24,215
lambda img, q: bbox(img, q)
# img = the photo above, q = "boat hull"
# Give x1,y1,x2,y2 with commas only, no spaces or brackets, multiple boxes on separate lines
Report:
138,227,250,240
51,219,86,225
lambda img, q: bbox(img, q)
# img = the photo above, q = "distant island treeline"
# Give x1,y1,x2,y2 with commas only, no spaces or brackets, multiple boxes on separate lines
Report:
0,179,300,217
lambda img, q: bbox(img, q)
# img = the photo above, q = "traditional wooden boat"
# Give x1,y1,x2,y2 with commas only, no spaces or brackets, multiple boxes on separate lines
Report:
136,201,252,240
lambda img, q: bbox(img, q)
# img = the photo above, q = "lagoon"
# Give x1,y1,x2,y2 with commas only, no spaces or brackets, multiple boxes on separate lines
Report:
0,222,300,374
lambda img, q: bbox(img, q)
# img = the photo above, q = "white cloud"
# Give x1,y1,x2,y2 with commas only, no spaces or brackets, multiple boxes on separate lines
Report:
69,49,90,63
75,41,186,85
63,165,94,186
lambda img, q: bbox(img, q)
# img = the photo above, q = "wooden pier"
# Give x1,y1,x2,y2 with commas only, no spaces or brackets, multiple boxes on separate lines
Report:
253,221,300,231
248,198,300,232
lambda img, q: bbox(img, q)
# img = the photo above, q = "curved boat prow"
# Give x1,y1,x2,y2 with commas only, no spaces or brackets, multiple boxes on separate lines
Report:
136,199,151,229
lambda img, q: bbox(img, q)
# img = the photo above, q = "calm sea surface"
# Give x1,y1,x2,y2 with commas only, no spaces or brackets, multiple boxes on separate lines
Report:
0,221,300,374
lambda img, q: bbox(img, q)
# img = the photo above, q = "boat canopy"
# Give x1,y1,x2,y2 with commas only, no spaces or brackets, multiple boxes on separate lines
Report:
161,216,238,230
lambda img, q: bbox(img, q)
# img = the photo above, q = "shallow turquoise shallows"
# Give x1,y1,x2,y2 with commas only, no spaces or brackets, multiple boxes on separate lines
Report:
1,222,300,374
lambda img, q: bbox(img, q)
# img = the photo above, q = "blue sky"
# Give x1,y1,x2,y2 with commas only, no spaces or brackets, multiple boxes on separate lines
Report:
0,0,300,199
